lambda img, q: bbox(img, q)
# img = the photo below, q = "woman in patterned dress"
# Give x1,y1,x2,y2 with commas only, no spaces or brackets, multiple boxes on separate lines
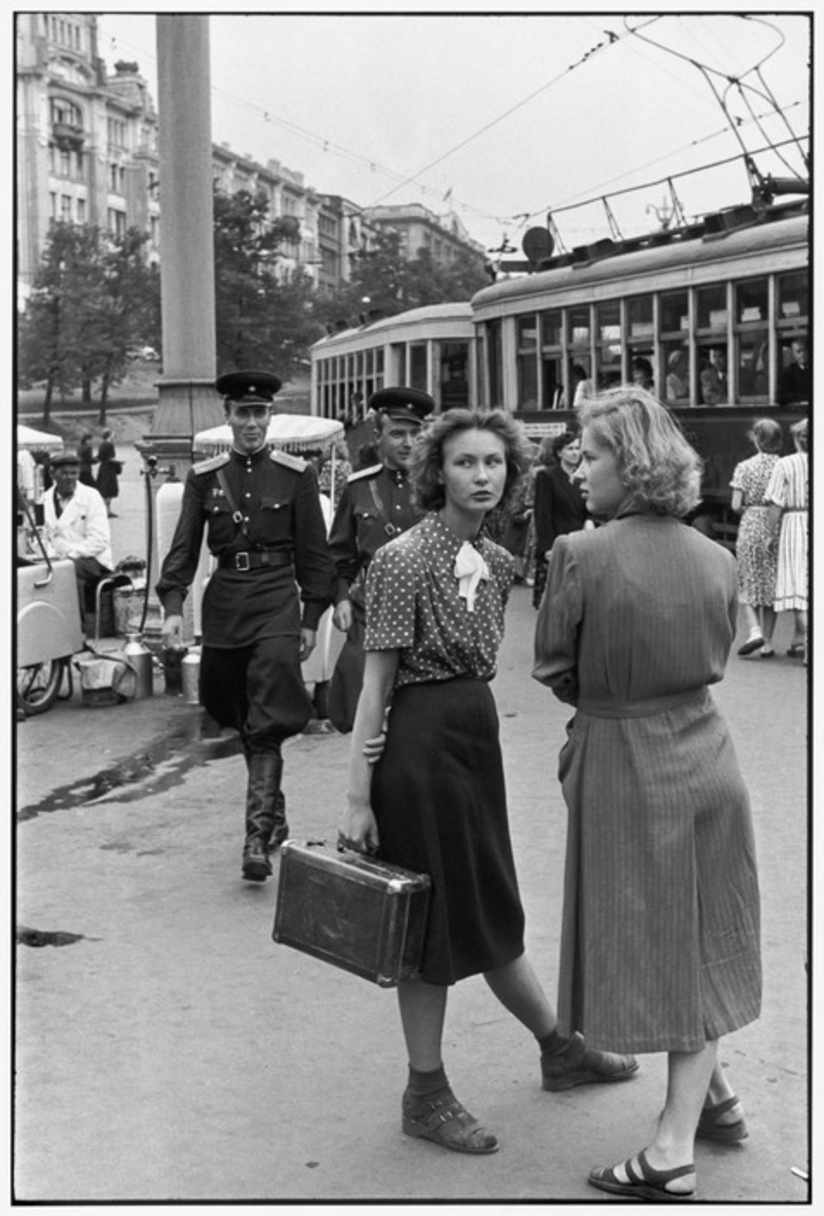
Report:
765,417,808,660
339,408,637,1157
729,419,782,658
534,388,761,1201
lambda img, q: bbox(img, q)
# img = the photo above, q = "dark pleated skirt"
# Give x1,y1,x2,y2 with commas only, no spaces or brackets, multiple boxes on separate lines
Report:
371,678,526,986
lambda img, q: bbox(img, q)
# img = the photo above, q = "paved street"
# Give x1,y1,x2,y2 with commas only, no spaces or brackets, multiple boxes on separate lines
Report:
14,455,809,1201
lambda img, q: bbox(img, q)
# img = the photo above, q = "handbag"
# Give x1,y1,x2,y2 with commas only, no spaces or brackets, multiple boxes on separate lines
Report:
111,460,124,475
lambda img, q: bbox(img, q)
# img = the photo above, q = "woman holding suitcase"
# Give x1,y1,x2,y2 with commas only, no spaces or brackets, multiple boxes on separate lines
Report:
339,408,637,1156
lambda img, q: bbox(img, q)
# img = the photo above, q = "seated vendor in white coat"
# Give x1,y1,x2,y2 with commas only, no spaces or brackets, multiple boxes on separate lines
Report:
42,448,113,620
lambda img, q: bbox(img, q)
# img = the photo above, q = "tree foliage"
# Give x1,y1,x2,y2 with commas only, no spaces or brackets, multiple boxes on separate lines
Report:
314,227,490,330
213,187,323,379
17,222,161,423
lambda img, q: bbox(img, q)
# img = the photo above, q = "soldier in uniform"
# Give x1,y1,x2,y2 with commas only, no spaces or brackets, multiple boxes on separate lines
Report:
157,370,334,882
327,386,434,731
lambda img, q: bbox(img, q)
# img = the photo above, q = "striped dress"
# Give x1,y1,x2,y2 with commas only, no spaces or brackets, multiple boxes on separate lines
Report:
533,511,762,1054
765,451,808,611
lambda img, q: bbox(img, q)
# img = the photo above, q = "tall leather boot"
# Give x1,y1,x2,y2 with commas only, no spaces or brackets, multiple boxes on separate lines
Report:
241,751,280,882
268,787,290,854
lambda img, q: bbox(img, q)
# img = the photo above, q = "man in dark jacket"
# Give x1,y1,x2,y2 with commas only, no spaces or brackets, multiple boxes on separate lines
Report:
326,386,434,731
157,370,334,881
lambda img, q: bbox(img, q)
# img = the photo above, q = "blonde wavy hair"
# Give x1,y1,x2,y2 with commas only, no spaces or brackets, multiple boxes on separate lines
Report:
577,387,703,517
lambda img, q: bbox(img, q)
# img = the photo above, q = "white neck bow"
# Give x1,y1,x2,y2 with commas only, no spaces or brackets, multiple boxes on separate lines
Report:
454,541,489,612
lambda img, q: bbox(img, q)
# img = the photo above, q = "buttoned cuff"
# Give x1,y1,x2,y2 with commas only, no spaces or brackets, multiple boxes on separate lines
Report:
160,590,185,616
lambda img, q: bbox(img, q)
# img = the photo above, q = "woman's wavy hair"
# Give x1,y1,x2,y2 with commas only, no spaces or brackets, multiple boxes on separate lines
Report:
410,408,534,513
791,418,808,451
748,417,783,454
576,386,702,517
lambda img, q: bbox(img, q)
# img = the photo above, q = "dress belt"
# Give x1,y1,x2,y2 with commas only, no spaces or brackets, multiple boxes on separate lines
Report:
577,687,708,719
218,549,293,572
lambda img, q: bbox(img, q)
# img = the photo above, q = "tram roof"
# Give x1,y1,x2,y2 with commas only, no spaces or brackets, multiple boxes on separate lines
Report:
471,202,808,313
312,300,473,350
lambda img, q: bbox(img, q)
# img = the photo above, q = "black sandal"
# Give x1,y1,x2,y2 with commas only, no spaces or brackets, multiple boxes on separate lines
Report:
589,1148,695,1201
697,1095,748,1144
402,1088,499,1155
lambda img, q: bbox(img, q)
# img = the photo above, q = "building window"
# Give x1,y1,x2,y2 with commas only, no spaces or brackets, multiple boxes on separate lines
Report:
49,192,58,219
107,208,126,239
60,194,72,221
51,98,82,129
76,197,85,223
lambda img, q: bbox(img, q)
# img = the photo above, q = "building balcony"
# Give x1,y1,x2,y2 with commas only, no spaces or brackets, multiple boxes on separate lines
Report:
52,120,84,150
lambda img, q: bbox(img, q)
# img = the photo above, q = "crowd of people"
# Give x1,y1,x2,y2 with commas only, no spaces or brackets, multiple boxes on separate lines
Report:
20,367,804,1198
147,369,800,1201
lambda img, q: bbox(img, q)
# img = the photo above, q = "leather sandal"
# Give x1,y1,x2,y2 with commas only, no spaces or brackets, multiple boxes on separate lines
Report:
402,1088,499,1154
697,1095,748,1144
541,1031,639,1091
589,1148,695,1201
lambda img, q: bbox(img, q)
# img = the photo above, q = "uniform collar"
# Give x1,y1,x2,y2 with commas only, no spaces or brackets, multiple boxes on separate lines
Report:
232,445,268,464
381,463,408,484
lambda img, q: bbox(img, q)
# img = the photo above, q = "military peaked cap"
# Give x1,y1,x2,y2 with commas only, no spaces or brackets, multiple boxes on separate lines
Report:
369,386,434,424
216,370,282,403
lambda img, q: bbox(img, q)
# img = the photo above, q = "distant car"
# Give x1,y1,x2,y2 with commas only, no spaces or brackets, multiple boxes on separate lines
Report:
127,345,160,361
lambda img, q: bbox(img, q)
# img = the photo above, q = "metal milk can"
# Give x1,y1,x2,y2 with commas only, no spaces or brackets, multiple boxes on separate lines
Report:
123,632,154,700
181,647,201,705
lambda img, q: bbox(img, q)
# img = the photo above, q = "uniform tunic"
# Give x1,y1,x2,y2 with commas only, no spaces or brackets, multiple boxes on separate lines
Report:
365,514,526,985
327,462,422,607
533,512,761,1053
730,452,780,607
156,445,334,747
765,451,808,612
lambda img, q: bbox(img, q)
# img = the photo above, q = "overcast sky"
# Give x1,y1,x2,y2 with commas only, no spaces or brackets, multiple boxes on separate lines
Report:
98,8,811,255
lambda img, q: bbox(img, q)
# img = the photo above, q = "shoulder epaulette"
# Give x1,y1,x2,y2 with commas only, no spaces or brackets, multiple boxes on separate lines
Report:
192,452,230,475
347,463,383,483
270,449,308,473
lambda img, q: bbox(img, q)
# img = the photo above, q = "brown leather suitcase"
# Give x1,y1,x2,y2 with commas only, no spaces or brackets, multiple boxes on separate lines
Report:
272,841,431,986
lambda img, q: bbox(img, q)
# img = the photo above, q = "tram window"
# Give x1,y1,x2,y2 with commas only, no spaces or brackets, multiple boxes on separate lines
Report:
540,310,562,348
627,296,653,339
736,331,769,399
409,344,427,391
777,271,808,323
441,343,469,410
777,335,810,405
629,351,654,391
660,291,688,334
697,342,729,406
735,278,767,324
568,306,590,345
518,353,539,409
568,357,593,407
696,285,727,331
662,343,689,404
541,356,563,410
376,348,384,376
517,315,538,349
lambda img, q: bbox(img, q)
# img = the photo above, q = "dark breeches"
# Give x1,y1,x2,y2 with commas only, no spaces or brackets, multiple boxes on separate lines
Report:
200,636,313,751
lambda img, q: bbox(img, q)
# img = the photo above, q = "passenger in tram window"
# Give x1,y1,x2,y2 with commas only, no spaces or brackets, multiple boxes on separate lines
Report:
630,355,654,392
665,350,689,402
570,363,594,407
699,346,728,405
777,337,810,405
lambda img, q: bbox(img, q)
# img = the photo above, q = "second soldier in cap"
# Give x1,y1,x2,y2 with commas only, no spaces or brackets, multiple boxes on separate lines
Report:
327,387,434,731
157,371,334,881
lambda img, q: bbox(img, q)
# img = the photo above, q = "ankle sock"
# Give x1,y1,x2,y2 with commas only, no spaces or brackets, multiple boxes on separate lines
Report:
538,1028,568,1055
407,1064,449,1097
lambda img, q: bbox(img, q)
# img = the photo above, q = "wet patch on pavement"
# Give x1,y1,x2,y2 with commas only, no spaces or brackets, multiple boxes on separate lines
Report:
17,722,242,822
16,926,100,948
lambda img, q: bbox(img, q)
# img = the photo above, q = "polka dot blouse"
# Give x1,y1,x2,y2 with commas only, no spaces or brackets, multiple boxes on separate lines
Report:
364,512,514,687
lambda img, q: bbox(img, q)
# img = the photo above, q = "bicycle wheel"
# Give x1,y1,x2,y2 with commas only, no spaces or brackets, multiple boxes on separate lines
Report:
16,658,64,716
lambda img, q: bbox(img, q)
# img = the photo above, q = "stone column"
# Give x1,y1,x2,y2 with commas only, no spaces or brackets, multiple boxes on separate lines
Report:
140,15,223,632
145,14,222,470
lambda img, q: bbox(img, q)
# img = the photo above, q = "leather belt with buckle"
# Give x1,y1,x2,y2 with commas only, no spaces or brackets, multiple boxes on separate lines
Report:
219,550,293,572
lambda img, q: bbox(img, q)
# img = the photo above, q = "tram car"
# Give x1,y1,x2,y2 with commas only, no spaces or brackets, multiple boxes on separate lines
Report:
311,200,808,542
